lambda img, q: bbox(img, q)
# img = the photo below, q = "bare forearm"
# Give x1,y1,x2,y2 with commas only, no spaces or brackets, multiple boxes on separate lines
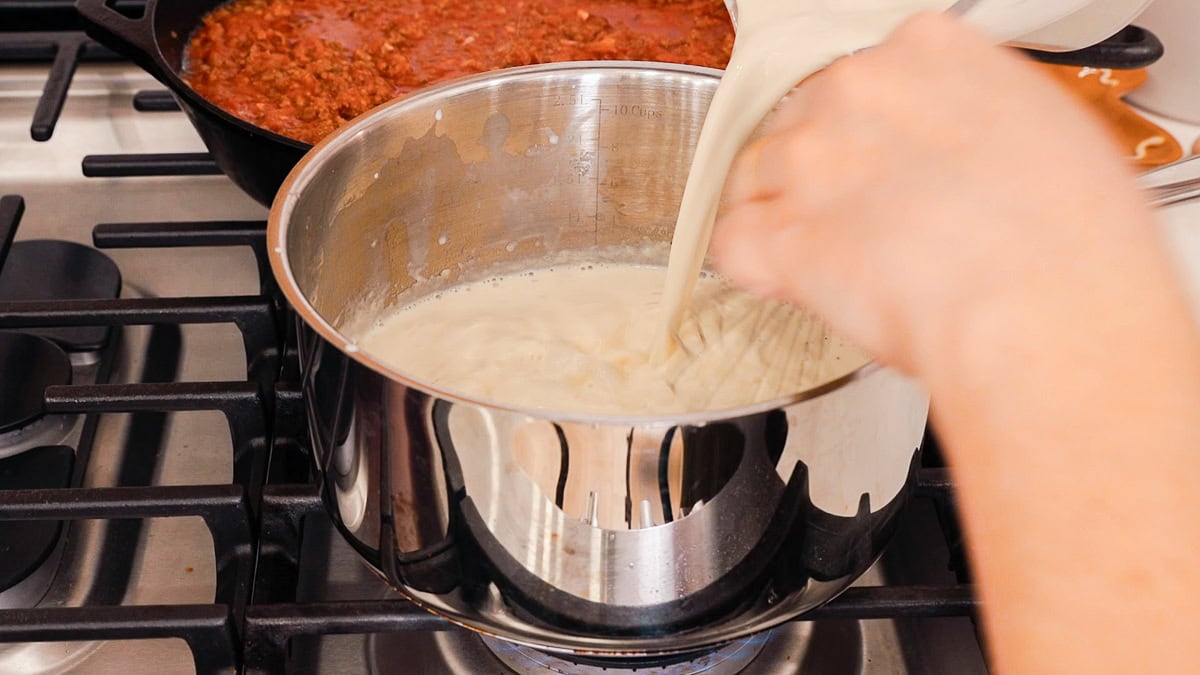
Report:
928,232,1200,674
710,13,1200,671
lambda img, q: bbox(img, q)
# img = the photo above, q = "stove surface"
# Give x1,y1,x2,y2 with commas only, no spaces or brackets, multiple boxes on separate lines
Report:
3,23,1199,674
2,60,266,674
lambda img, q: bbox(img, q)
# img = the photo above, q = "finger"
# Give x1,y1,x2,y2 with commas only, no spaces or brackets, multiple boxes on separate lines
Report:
764,88,809,135
710,198,797,301
724,67,832,204
725,61,847,205
724,119,824,207
723,138,769,205
765,68,828,135
714,202,886,360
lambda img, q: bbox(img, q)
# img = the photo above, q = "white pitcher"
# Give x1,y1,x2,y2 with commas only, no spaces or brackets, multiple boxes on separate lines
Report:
966,0,1155,51
1125,0,1200,123
722,1,1155,53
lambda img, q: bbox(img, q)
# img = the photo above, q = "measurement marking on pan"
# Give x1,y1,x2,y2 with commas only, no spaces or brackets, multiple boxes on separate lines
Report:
572,96,666,242
593,98,603,243
600,103,664,118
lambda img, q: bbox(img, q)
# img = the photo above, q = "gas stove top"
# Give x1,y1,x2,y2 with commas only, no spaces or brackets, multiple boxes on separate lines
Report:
10,3,1194,673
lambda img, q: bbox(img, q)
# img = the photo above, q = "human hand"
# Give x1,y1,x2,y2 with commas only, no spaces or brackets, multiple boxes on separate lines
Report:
711,12,1160,379
709,16,1200,675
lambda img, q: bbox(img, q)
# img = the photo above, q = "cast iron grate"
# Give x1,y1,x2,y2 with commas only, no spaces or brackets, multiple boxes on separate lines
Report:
245,475,973,674
0,196,275,673
0,0,213,174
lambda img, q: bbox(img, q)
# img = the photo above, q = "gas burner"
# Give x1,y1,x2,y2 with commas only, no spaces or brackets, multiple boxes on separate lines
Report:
479,633,771,675
0,445,74,608
0,240,121,361
0,332,75,608
0,332,71,440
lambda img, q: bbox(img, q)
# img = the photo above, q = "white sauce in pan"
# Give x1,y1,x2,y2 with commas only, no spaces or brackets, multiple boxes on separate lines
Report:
359,265,866,415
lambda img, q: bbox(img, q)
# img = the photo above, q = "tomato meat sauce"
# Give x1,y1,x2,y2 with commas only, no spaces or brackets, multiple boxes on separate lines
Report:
184,0,734,144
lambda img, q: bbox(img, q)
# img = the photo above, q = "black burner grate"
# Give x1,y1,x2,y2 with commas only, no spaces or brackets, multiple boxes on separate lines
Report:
0,29,124,140
0,194,274,673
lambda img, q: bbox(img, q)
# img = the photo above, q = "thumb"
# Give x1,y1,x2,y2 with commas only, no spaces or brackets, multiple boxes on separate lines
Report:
711,200,795,303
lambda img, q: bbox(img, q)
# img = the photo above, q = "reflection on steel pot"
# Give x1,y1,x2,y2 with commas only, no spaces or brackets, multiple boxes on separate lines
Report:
267,62,930,655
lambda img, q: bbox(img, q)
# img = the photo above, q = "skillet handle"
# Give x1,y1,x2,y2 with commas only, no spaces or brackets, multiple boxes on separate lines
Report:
1022,26,1164,70
75,0,165,79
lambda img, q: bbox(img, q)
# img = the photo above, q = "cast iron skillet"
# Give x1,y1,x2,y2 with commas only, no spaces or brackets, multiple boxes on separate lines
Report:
76,0,309,206
75,0,1165,208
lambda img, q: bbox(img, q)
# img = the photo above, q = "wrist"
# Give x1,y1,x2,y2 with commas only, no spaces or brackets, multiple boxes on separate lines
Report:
919,231,1199,451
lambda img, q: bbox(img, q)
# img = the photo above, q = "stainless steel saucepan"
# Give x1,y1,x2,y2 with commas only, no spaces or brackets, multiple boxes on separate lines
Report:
266,62,929,656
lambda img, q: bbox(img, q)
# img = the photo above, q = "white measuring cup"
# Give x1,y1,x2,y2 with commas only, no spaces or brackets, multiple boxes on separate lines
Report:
723,0,1151,51
981,0,1156,51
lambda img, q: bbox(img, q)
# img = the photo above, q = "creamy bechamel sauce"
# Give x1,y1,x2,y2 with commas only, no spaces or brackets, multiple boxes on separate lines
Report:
359,265,867,415
359,0,951,414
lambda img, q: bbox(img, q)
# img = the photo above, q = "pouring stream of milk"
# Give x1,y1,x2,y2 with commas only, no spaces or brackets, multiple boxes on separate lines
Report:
654,0,954,360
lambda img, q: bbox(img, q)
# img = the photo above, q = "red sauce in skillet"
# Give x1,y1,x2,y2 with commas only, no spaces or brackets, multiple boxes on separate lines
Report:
184,0,734,144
